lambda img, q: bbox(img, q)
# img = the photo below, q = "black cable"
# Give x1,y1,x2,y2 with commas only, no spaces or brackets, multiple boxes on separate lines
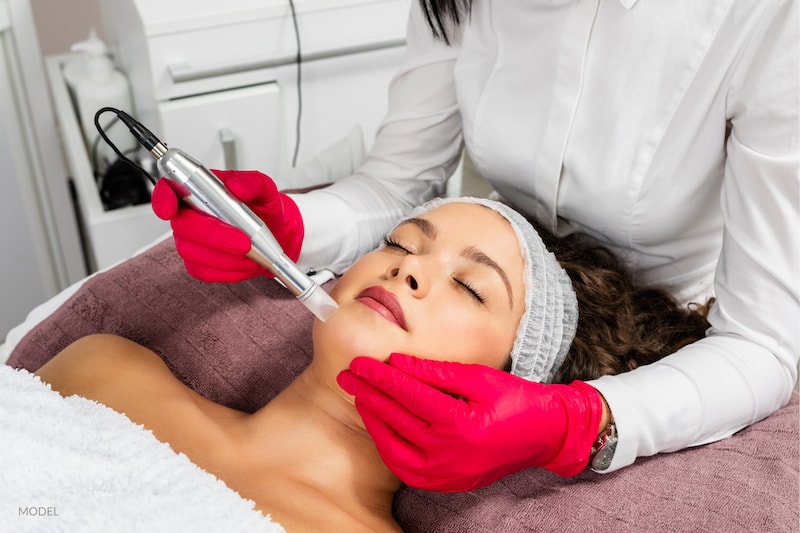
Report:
90,114,120,179
93,107,158,187
287,0,302,167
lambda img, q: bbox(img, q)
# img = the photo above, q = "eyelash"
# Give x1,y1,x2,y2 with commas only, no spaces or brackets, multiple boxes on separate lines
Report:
383,236,486,304
382,236,410,253
452,277,486,304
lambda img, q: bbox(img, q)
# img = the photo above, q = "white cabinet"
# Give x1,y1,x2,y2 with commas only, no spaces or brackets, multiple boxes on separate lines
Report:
159,83,284,173
101,0,411,187
47,0,411,273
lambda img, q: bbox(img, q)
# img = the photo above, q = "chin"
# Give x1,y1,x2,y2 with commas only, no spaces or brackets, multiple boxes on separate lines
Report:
312,311,395,368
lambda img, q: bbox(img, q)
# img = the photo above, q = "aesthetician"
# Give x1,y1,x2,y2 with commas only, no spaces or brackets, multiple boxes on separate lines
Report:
152,0,799,491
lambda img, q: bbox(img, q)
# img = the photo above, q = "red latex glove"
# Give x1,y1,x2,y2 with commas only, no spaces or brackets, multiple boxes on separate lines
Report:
151,169,304,282
337,353,604,492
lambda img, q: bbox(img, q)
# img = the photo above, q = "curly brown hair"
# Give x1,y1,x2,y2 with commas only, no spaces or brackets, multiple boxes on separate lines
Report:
534,226,713,384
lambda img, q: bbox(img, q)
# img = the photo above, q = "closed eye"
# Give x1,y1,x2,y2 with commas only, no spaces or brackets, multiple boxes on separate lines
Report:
382,236,411,254
452,276,486,304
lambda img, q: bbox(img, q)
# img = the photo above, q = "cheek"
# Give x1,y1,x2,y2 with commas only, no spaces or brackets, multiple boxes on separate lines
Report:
453,330,513,370
413,305,516,371
328,255,379,303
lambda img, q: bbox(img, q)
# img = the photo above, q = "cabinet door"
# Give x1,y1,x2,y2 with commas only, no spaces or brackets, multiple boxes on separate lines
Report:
158,82,285,182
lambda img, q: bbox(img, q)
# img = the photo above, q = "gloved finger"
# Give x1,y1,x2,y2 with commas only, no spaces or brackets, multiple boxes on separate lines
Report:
347,356,463,423
335,368,361,395
170,210,252,254
338,369,432,439
338,368,426,446
358,406,465,493
351,396,430,477
214,169,280,206
386,353,501,404
175,239,265,281
214,170,291,237
151,178,180,220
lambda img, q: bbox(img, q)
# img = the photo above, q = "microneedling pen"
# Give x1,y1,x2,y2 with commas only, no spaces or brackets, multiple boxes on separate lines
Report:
109,109,339,321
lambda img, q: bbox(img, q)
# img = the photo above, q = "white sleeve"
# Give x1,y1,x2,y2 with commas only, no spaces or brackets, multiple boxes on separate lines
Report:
291,2,464,274
590,0,799,471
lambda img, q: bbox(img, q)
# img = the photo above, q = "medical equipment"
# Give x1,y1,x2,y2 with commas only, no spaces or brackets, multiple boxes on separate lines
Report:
95,107,338,322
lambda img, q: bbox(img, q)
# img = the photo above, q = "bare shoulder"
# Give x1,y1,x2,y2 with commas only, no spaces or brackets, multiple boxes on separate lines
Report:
36,333,177,400
35,334,243,463
34,333,230,431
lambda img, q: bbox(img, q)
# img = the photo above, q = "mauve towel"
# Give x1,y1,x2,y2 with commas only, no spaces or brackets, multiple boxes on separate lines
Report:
8,239,314,413
7,239,799,532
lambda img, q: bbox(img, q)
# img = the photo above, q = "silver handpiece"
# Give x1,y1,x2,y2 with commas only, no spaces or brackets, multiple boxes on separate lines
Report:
151,142,338,321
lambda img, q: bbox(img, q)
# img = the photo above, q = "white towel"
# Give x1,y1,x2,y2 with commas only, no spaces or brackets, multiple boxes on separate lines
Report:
0,365,284,532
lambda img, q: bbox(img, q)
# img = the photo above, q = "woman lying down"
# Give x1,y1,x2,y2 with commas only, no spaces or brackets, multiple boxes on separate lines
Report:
36,197,710,532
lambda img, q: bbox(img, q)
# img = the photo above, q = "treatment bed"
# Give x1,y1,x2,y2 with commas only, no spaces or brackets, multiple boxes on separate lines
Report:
1,234,797,532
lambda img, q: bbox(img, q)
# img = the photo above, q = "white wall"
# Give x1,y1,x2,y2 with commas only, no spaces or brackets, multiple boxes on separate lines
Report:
0,0,96,340
0,35,53,337
30,0,103,55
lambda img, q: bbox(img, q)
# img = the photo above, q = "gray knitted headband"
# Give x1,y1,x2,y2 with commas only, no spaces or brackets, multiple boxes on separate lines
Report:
401,197,578,383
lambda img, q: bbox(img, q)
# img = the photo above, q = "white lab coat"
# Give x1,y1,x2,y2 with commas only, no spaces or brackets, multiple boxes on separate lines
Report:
292,0,799,472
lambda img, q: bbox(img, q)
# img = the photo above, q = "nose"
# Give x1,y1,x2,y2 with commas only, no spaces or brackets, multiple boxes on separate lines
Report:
388,257,427,296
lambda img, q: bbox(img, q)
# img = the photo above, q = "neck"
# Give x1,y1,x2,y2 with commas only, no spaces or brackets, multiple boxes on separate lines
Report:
239,360,401,531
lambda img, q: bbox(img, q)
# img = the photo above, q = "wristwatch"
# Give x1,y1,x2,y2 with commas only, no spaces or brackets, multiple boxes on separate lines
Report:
590,421,618,472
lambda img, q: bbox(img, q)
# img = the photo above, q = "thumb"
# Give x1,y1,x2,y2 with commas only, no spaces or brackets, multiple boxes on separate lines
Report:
151,178,179,220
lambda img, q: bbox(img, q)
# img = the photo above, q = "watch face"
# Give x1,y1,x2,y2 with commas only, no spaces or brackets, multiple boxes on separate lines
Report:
591,424,618,471
592,441,617,471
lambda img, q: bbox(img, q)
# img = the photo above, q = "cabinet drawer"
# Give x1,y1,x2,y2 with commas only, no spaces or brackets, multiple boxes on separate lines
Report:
104,0,410,101
159,83,284,180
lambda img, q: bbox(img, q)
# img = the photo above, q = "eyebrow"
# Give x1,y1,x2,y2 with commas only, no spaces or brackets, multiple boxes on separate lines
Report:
397,217,514,308
461,246,514,308
398,217,437,239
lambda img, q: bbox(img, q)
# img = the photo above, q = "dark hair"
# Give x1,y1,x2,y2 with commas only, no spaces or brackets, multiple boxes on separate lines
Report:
418,0,473,44
532,224,713,384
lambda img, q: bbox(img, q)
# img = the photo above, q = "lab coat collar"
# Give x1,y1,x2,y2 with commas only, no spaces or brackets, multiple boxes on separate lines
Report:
618,0,640,9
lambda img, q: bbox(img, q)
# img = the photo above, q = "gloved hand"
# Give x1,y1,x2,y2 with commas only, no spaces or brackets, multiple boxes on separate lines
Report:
151,169,304,282
337,353,605,493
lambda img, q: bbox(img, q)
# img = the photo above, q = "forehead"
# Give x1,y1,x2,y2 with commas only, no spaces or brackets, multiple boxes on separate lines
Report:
416,202,526,290
417,202,514,237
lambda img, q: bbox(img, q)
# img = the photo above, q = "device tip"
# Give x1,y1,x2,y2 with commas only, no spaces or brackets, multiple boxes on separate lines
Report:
302,285,339,321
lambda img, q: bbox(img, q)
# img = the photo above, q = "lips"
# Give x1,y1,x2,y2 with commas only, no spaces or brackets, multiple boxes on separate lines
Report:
356,286,408,331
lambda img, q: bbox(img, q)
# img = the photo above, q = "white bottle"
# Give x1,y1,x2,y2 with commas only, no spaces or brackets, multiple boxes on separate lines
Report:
71,30,137,175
